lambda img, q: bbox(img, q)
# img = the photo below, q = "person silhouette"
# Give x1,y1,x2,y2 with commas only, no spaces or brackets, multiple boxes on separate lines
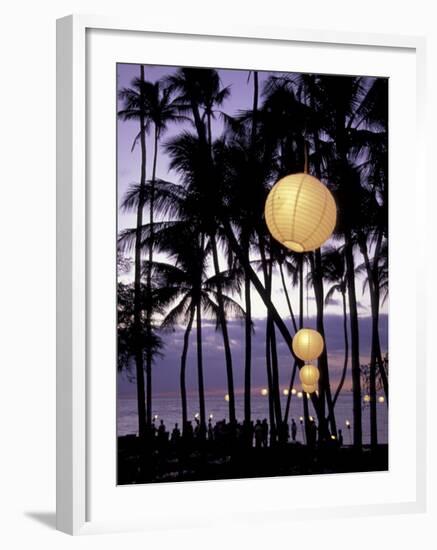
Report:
254,420,263,448
171,423,181,444
338,429,343,446
291,418,297,442
261,418,269,448
207,419,214,441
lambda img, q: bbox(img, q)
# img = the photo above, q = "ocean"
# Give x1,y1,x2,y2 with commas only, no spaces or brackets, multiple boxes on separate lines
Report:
117,392,388,444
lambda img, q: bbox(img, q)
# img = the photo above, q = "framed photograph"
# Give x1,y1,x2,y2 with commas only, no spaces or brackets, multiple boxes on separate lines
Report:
56,14,427,535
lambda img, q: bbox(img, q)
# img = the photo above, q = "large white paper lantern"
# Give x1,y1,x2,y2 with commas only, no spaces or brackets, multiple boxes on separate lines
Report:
299,364,320,386
264,173,336,252
292,328,324,362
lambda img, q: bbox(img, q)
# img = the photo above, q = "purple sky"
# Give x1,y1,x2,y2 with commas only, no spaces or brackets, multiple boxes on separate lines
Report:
117,63,388,398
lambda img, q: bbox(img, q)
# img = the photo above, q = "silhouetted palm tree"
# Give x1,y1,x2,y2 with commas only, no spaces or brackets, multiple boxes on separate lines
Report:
144,225,244,434
165,68,238,424
140,80,181,429
117,65,149,437
322,247,349,408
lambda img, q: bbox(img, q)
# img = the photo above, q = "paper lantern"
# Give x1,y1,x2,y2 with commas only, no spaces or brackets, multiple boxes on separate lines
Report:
264,173,336,252
302,383,317,394
299,364,320,386
292,328,324,361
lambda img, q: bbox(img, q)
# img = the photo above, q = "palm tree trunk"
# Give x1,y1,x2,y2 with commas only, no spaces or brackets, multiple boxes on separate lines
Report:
243,69,258,426
284,361,298,423
358,234,383,446
311,250,337,438
259,239,281,440
265,320,276,444
250,71,259,145
210,234,236,425
360,233,388,400
180,306,195,431
279,260,297,332
299,256,311,443
332,289,349,407
345,230,362,447
133,65,147,438
269,320,282,428
196,299,206,437
145,126,159,430
244,269,252,424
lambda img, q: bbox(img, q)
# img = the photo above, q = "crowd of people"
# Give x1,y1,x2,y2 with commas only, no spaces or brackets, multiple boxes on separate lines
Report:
148,416,344,451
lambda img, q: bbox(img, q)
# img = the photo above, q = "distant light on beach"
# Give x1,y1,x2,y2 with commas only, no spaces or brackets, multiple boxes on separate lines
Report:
194,413,200,419
299,416,304,423
297,391,303,398
309,416,314,422
363,394,371,403
261,388,268,396
291,388,297,395
209,414,214,420
153,415,158,421
224,394,230,402
345,420,350,427
378,396,385,403
331,435,336,440
283,388,289,396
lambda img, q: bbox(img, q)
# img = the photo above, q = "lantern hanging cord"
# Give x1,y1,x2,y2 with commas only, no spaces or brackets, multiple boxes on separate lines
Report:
306,259,309,323
303,140,309,174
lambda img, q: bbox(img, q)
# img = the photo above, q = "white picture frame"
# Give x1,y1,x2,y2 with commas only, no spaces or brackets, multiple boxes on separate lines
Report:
56,14,427,535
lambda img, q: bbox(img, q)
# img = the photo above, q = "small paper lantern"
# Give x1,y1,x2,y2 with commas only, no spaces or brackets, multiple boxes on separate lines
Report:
261,388,268,396
264,173,336,252
292,328,324,361
299,364,320,386
302,383,317,394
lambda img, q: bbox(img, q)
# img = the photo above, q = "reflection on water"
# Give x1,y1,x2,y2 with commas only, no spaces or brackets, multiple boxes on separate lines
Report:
117,392,388,444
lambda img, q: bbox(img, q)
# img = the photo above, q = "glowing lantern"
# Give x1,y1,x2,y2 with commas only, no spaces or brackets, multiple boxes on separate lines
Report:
264,173,337,253
283,388,289,396
378,396,385,403
299,364,320,386
302,383,317,394
363,394,371,403
291,388,297,395
297,391,303,399
292,329,324,362
224,394,230,402
261,388,268,396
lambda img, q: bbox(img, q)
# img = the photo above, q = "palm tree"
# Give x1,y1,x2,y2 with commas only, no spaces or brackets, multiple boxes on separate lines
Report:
165,68,238,425
140,80,181,430
143,225,244,434
322,247,349,409
117,65,149,437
